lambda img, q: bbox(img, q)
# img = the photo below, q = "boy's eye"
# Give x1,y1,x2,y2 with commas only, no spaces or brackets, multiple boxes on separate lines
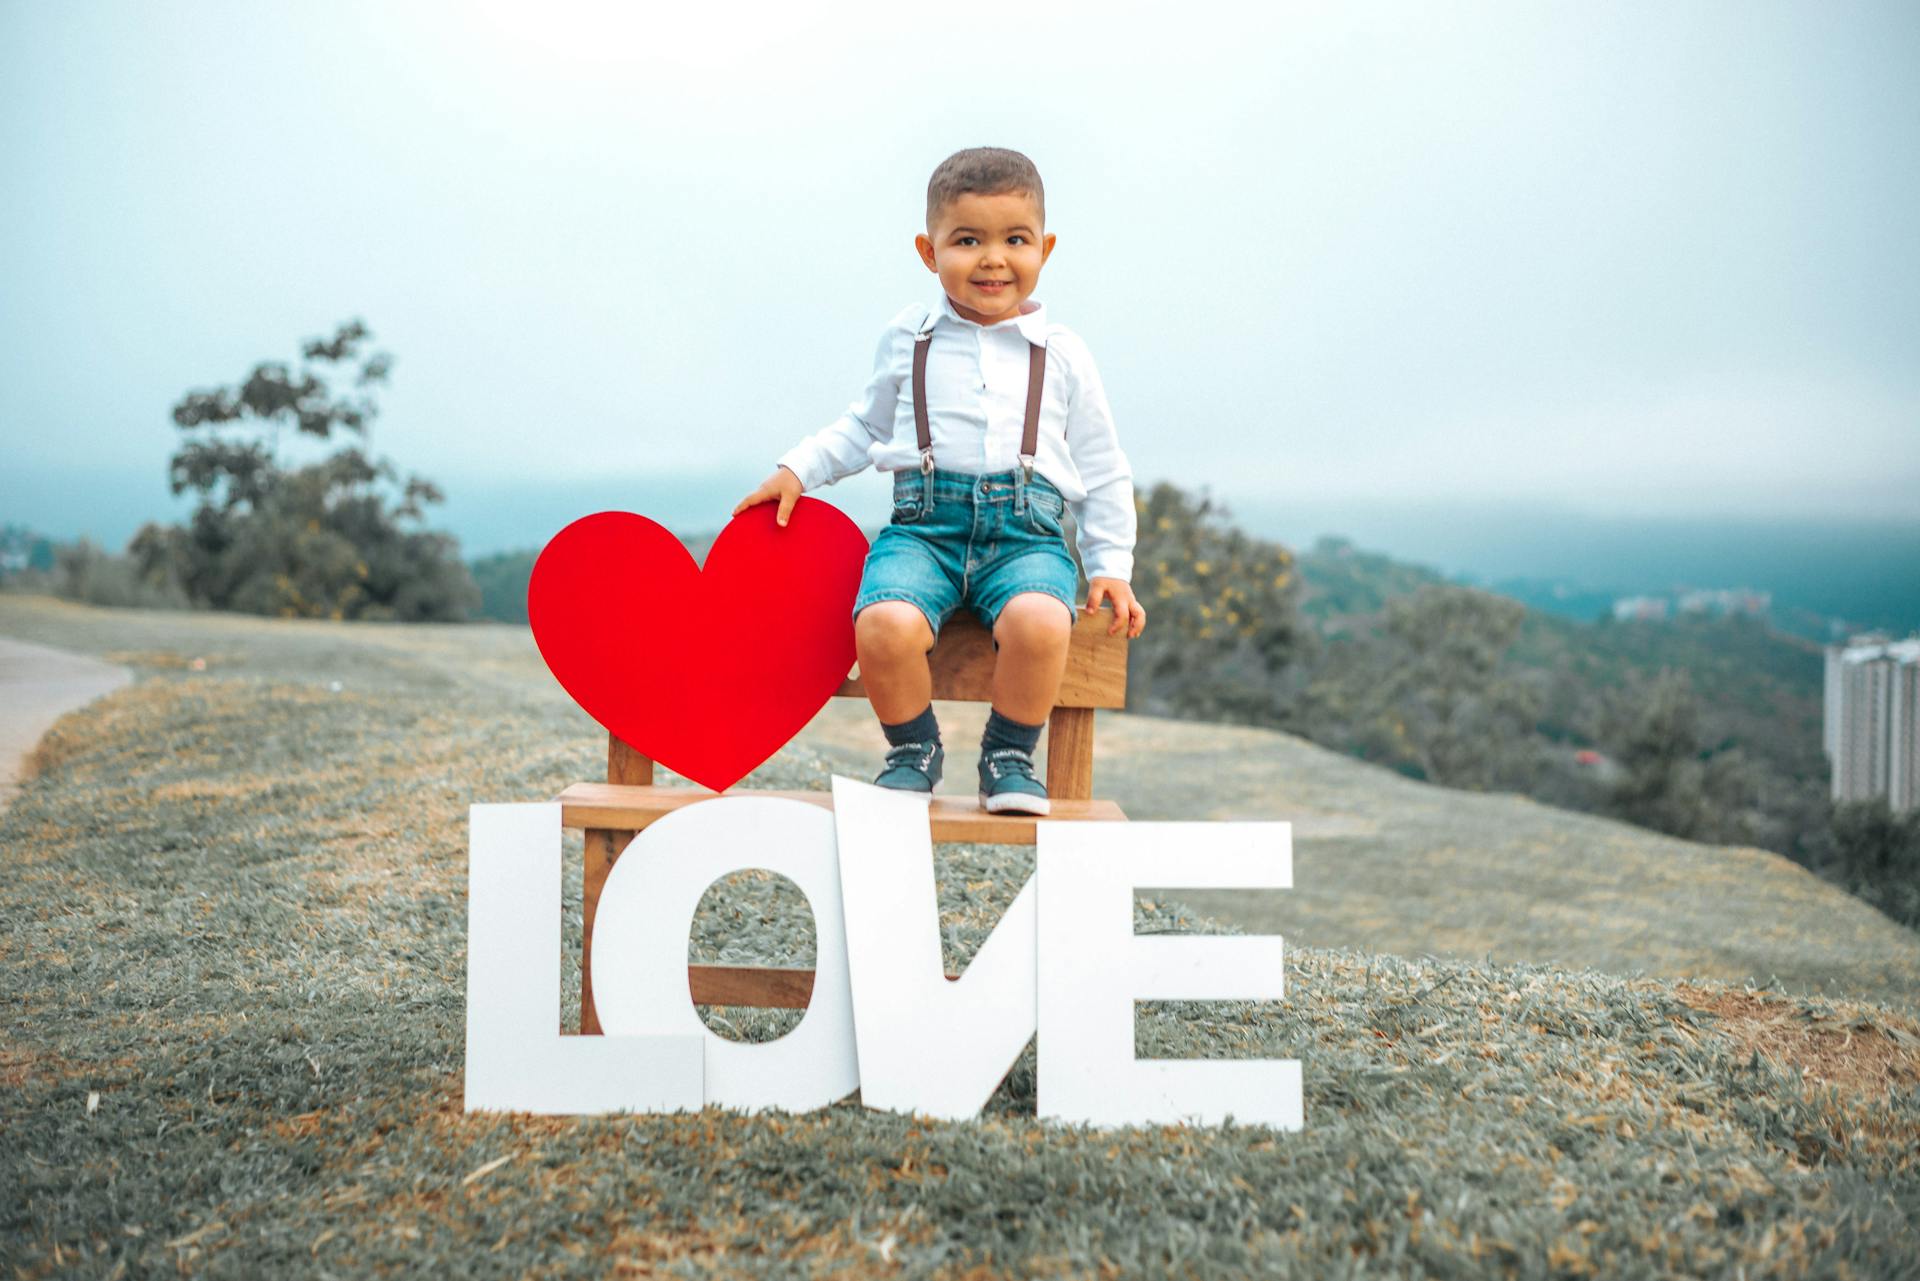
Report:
957,236,977,246
1009,235,1026,244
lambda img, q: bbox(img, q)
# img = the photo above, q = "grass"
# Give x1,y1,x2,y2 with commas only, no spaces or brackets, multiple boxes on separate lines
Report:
3,595,1918,1277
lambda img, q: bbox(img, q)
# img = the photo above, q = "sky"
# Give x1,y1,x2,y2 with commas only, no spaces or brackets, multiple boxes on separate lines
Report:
3,0,1917,569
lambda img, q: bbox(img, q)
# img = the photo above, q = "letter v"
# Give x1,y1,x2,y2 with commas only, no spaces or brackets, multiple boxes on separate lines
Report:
831,775,1035,1120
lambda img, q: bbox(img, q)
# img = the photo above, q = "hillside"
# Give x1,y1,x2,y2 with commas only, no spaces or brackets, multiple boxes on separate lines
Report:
1296,538,1826,752
1247,537,1842,874
2,594,1911,1008
4,595,1918,1277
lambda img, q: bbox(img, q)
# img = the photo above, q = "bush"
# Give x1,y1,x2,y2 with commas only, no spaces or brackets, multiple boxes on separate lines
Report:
1825,799,1920,928
1600,668,1761,845
28,538,192,610
469,549,538,624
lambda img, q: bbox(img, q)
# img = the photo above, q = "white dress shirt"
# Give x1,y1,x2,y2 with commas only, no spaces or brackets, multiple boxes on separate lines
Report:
776,293,1138,582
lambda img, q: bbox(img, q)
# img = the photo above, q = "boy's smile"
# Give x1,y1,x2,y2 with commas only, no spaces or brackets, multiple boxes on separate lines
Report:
914,190,1057,327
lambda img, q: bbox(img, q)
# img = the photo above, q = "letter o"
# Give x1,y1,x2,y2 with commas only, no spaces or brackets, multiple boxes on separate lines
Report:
591,797,858,1113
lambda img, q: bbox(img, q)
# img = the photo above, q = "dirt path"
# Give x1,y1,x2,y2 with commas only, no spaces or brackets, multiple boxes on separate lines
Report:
0,635,129,809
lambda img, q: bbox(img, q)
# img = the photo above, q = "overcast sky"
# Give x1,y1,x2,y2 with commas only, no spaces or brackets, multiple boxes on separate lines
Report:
3,0,1916,556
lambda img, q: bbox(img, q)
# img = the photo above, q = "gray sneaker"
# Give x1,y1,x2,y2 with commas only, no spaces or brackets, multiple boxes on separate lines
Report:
875,739,943,793
978,745,1051,815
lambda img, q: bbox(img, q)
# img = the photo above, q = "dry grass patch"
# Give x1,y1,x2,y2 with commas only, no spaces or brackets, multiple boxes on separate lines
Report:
1674,980,1920,1099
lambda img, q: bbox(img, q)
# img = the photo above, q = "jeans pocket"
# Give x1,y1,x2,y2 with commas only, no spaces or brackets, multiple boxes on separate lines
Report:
1023,491,1066,537
891,492,926,525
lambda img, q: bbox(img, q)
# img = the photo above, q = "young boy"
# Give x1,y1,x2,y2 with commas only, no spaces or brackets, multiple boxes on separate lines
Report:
732,146,1146,815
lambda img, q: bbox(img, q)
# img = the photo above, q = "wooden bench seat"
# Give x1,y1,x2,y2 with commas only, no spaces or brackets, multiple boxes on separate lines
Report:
562,608,1131,1034
557,781,1126,845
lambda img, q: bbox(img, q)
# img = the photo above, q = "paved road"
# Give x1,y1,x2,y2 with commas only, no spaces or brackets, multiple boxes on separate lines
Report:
0,635,130,809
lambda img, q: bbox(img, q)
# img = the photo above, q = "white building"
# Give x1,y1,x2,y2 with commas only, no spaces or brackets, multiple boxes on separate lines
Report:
1611,595,1669,622
1825,637,1920,813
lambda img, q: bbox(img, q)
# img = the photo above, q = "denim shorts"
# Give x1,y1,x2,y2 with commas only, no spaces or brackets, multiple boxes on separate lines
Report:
853,465,1080,637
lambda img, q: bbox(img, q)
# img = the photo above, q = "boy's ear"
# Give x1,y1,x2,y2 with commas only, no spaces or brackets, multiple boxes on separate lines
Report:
914,234,938,272
1041,231,1057,264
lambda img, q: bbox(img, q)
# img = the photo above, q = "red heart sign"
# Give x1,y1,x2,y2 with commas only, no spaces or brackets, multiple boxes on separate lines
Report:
527,501,869,791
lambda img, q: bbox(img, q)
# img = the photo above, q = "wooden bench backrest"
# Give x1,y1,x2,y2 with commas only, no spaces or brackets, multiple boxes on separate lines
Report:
608,610,1129,801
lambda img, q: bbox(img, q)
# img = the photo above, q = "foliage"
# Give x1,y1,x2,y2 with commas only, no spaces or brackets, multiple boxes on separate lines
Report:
1299,584,1544,789
469,549,538,624
1293,534,1457,623
6,537,193,610
1824,800,1920,928
1119,481,1304,722
1601,667,1762,845
129,319,477,621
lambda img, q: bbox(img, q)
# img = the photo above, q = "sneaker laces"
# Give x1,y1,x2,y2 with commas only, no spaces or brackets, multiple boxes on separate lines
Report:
884,740,939,772
982,745,1039,781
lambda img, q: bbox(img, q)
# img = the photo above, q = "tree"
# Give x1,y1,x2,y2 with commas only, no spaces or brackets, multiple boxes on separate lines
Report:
130,320,477,621
1825,799,1920,927
1365,585,1543,789
1601,667,1758,844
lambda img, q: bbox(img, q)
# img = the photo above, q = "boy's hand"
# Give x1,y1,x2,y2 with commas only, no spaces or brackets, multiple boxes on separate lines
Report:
731,466,805,527
1085,577,1146,638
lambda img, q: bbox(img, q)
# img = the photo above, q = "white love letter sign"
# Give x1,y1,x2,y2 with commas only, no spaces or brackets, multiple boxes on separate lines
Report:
464,803,703,1114
1037,820,1299,1129
832,777,1038,1120
463,782,1303,1130
590,797,861,1113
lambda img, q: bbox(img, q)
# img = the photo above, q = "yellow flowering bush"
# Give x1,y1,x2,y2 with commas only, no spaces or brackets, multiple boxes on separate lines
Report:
1114,481,1304,720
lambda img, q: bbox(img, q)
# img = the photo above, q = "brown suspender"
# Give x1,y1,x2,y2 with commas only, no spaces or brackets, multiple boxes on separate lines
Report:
1022,341,1047,468
912,321,1046,480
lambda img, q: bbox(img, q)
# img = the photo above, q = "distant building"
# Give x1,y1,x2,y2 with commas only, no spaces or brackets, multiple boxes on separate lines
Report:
1675,587,1771,618
1612,595,1669,622
1613,587,1772,623
0,523,40,576
1825,636,1920,813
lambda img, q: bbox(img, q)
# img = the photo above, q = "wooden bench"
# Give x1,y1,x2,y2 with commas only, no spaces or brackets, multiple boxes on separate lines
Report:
559,609,1131,1034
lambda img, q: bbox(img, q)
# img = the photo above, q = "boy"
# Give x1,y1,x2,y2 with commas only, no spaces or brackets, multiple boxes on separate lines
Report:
732,146,1146,815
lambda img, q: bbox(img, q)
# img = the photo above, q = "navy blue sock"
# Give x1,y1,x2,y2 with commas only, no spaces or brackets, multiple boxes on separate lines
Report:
882,704,941,746
981,707,1043,756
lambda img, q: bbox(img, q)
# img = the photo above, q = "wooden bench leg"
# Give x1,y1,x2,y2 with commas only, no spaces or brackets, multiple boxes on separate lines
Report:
1046,706,1095,802
582,735,655,1035
579,827,634,1035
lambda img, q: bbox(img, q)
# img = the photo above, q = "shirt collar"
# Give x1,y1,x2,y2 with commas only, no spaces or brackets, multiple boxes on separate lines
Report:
932,292,1050,346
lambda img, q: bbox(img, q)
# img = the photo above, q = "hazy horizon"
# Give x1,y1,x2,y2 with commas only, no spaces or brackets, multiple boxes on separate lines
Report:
12,456,1916,634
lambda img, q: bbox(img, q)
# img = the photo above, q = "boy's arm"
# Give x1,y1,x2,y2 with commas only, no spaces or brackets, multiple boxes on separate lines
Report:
775,317,909,491
1059,336,1138,583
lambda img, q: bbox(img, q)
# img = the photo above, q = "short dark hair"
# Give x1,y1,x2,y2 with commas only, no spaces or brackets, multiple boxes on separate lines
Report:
926,147,1045,230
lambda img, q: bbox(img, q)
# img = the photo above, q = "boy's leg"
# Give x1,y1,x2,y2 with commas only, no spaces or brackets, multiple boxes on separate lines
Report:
850,516,960,724
854,601,936,724
856,600,947,792
975,591,1073,813
850,481,965,791
988,591,1074,724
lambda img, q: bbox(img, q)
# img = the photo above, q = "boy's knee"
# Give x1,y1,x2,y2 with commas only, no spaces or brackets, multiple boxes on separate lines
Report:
993,593,1072,650
855,600,934,656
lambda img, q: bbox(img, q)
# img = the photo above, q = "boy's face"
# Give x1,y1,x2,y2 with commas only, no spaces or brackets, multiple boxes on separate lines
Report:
914,190,1056,327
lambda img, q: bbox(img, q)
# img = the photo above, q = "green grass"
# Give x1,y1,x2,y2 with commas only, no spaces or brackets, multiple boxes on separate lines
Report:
3,596,1918,1278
